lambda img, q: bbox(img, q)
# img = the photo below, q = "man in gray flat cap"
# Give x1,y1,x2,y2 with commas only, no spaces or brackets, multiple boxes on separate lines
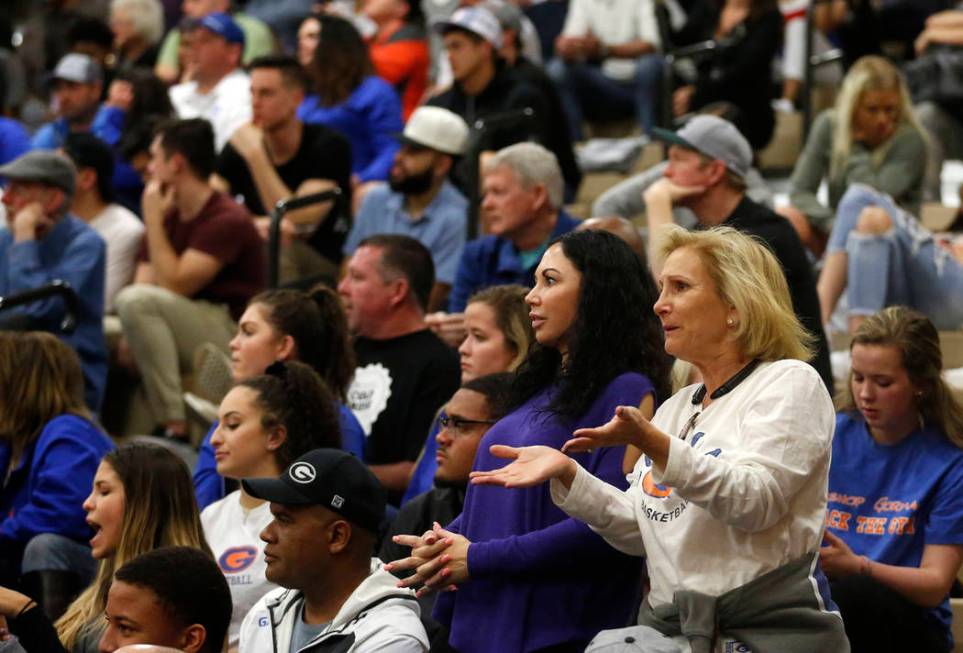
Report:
642,114,833,394
0,150,108,411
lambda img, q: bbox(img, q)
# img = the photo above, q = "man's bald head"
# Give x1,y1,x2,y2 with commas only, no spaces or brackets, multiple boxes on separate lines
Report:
577,216,648,267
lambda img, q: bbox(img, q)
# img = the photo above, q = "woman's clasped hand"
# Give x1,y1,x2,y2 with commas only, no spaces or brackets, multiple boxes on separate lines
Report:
387,523,468,595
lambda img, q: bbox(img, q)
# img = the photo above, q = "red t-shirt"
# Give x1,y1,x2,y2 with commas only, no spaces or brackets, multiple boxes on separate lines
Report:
369,22,430,121
139,191,265,318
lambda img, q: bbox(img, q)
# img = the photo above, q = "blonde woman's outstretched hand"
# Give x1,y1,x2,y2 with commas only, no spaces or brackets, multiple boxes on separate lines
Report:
469,445,577,489
563,405,649,453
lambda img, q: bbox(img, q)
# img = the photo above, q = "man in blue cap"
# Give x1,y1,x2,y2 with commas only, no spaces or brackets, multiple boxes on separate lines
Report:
169,12,252,152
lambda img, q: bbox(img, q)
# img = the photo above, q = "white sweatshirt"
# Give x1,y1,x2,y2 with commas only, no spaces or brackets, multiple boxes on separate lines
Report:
552,360,835,607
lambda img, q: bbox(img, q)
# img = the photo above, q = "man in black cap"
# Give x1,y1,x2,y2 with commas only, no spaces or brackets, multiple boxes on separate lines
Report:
238,449,429,653
0,149,108,411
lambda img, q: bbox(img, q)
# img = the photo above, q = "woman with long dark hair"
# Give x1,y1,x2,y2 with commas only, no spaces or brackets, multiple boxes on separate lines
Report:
297,14,403,185
389,230,672,653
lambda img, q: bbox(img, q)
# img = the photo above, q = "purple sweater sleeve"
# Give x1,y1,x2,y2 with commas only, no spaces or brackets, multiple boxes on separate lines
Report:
466,444,634,579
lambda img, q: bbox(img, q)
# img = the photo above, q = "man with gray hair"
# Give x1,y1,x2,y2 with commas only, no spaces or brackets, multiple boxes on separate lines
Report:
0,150,108,411
427,142,578,344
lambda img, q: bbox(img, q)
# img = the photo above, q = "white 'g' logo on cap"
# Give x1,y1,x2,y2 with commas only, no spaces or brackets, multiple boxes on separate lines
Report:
289,462,316,484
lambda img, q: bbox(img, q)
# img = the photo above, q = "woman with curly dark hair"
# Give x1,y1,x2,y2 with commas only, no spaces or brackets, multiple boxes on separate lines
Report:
389,230,671,653
201,360,342,650
192,287,363,510
297,14,403,185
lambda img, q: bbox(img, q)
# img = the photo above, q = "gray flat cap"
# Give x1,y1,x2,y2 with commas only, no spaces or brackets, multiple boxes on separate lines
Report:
0,150,78,196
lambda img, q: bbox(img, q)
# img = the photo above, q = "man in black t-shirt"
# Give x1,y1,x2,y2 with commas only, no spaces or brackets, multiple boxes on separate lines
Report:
643,115,834,393
337,235,460,503
213,55,352,282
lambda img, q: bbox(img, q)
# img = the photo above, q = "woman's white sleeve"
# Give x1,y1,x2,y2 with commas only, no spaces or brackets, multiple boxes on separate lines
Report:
653,364,834,533
550,464,645,556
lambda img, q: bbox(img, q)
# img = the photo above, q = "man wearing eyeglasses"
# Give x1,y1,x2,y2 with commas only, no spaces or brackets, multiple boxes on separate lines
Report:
379,372,512,571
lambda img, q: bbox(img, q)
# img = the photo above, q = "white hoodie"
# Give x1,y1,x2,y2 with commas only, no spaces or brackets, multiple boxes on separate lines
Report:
238,559,428,653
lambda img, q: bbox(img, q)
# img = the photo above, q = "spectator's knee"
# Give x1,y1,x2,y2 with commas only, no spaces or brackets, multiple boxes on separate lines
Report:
545,57,569,83
21,533,87,573
855,206,892,235
914,100,940,127
635,54,663,83
114,283,164,320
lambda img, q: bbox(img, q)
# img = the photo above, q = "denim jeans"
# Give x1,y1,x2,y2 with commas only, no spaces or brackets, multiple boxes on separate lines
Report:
21,533,97,584
546,54,663,141
829,184,963,330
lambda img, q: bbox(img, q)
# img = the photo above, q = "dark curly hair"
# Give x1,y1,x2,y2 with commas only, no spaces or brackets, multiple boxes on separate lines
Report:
508,230,671,420
238,361,342,468
250,286,355,401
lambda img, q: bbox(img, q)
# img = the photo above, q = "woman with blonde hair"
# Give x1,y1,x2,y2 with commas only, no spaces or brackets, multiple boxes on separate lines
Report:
401,284,535,504
779,55,927,256
0,333,113,621
469,226,848,651
0,442,209,653
822,306,963,652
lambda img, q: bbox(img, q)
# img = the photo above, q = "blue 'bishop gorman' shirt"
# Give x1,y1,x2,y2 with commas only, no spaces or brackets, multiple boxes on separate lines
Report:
827,412,963,650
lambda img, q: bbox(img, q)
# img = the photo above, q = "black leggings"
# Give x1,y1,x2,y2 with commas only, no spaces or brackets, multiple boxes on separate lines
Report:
830,574,949,653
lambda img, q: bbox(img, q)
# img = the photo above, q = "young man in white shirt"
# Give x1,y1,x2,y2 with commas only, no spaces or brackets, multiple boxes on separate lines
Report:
63,132,144,314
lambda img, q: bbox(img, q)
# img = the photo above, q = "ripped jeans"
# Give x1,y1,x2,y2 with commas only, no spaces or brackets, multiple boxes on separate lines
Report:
828,184,963,330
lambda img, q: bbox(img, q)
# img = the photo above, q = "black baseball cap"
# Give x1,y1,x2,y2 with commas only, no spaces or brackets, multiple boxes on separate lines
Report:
242,449,386,534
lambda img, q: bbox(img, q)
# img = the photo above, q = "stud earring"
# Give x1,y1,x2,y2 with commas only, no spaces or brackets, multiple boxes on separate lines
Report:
726,318,734,327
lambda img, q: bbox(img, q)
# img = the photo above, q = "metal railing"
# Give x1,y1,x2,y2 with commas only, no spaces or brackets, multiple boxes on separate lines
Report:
0,280,80,333
267,188,343,289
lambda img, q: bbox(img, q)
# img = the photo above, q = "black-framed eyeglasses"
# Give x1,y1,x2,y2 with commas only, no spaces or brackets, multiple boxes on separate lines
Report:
438,415,497,434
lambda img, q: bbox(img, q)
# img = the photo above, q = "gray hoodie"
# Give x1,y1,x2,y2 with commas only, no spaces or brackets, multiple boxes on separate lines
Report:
238,559,428,653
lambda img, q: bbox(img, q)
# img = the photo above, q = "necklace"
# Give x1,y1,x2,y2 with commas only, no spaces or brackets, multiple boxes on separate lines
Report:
690,359,761,405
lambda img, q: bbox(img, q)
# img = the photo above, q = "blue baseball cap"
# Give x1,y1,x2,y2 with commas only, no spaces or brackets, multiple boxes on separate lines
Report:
187,12,245,47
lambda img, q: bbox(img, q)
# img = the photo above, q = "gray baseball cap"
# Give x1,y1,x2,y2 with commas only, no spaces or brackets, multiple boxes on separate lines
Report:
651,115,752,179
0,151,78,196
485,1,523,34
433,6,503,50
51,53,103,85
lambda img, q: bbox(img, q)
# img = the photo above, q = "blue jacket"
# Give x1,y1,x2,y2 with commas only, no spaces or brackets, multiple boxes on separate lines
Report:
0,414,114,548
297,76,403,183
448,210,580,312
193,403,367,510
0,118,30,166
0,215,108,411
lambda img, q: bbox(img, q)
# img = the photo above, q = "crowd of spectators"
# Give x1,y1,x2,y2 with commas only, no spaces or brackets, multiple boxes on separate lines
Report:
1,0,963,652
